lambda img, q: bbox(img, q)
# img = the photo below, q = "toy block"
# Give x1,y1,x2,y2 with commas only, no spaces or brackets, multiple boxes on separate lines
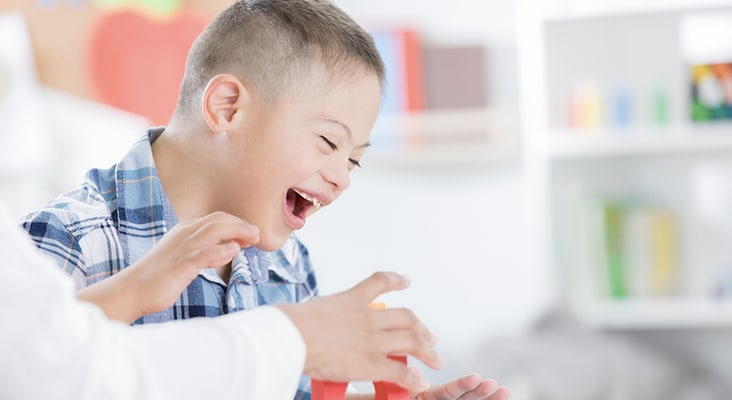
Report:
311,379,348,400
310,302,409,400
373,355,410,400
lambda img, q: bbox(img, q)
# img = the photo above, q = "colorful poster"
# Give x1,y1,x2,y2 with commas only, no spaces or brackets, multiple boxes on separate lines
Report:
690,62,732,121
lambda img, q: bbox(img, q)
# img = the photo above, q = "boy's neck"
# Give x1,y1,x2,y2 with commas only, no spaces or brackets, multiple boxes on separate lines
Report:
214,262,233,284
151,128,216,222
153,127,238,284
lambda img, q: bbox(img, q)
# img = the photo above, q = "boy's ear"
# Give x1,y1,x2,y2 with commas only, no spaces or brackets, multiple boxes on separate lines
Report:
201,74,251,132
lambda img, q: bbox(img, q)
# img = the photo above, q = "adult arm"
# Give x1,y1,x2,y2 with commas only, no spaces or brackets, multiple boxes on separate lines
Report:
0,207,303,400
2,207,447,397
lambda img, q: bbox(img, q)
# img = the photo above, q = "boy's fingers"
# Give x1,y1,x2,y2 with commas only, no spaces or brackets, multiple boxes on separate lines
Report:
188,220,259,248
372,309,438,347
376,359,430,393
377,330,444,370
374,308,432,333
188,211,240,229
347,271,411,302
187,241,241,269
186,212,259,242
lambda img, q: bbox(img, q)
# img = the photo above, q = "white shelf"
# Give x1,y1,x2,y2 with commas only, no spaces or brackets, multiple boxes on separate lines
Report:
367,106,516,167
575,297,732,330
544,0,732,22
548,124,732,160
520,0,732,331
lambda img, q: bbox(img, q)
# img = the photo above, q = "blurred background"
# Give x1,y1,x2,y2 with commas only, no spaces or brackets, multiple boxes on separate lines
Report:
4,0,732,398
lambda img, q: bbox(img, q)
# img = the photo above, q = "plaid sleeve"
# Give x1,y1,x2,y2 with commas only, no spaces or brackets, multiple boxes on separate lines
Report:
20,211,86,288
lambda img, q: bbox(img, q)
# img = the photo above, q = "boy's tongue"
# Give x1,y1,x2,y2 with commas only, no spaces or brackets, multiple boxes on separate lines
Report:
286,189,297,215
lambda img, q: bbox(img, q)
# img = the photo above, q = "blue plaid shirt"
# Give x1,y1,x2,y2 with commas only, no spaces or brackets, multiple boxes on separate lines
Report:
21,128,318,399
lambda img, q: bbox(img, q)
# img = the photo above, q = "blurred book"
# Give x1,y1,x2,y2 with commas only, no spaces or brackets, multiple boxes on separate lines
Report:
370,27,424,114
681,11,732,122
369,27,424,153
690,62,732,121
422,44,488,110
603,201,627,298
589,199,679,299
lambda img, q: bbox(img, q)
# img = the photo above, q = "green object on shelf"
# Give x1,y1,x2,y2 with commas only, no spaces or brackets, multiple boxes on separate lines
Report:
691,99,710,121
604,202,626,298
652,88,669,126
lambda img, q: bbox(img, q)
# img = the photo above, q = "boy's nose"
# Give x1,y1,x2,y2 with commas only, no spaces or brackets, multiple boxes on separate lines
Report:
321,160,351,192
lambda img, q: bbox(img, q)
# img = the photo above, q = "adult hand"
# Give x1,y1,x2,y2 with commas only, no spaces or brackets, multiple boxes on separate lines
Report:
412,373,511,400
277,271,443,392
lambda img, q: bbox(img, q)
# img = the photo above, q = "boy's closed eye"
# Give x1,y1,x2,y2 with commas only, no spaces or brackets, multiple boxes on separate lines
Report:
320,135,361,169
320,135,338,151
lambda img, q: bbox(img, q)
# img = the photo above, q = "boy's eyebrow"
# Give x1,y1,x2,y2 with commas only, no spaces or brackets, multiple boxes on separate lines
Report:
323,118,371,149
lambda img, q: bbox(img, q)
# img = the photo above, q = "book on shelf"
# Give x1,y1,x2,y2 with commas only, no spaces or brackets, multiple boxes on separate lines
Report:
588,199,679,299
369,27,424,153
369,27,424,115
366,27,491,156
421,44,488,110
690,62,732,122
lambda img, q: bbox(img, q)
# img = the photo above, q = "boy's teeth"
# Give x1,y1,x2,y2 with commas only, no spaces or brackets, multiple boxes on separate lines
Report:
294,189,321,209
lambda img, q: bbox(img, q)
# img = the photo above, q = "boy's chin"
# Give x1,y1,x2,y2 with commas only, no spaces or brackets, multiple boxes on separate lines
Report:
253,234,289,252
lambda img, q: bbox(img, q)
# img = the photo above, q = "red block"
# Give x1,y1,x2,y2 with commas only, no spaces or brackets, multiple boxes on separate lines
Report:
311,379,348,400
373,355,410,400
312,303,409,400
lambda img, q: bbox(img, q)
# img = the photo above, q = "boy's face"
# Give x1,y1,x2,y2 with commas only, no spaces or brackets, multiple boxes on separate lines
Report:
221,65,381,251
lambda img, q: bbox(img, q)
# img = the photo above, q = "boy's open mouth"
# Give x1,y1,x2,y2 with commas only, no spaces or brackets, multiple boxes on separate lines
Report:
286,188,322,220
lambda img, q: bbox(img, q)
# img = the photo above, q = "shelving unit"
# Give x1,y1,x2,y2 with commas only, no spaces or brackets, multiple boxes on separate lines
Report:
367,106,515,167
548,124,732,160
577,297,732,330
518,0,732,330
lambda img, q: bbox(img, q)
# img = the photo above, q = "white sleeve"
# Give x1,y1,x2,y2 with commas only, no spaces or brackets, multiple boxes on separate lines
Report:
0,205,306,400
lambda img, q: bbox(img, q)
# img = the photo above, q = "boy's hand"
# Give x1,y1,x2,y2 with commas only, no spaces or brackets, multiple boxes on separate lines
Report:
76,211,258,323
130,211,259,317
411,373,511,400
276,271,443,393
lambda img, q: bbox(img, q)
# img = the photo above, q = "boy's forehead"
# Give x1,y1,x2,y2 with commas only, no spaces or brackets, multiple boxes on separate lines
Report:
287,60,381,100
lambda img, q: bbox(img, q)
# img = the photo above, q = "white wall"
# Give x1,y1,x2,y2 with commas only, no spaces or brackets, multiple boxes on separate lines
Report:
335,0,516,45
297,164,551,383
295,0,555,385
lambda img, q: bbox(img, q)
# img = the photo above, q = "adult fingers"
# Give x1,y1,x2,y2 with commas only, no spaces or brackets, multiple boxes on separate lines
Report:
484,387,511,400
455,380,499,400
422,374,482,400
346,271,411,303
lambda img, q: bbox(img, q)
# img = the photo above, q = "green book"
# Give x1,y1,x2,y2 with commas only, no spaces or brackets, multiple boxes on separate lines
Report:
604,202,626,298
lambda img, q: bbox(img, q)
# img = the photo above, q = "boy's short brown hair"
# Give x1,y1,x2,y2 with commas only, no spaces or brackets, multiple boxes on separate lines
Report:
176,0,385,115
